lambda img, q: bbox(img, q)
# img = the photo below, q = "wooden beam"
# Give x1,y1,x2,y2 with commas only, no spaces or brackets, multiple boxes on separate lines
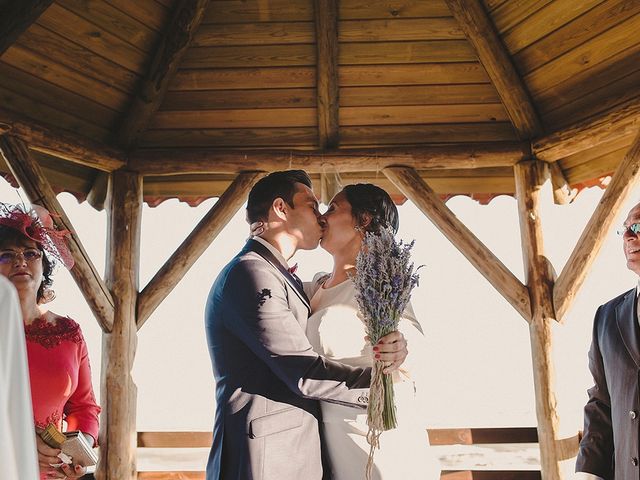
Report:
533,96,640,162
99,169,142,480
444,0,542,139
116,0,211,148
313,0,339,149
0,0,53,55
0,135,114,331
554,129,640,320
130,143,527,175
383,166,531,321
0,108,126,172
514,159,562,480
137,172,264,328
548,162,574,205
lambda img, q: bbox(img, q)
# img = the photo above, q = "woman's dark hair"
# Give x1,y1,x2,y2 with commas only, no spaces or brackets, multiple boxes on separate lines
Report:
246,170,313,223
342,183,399,234
0,225,54,303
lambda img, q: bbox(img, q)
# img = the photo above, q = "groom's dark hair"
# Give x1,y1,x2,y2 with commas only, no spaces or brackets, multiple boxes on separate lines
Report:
246,170,313,223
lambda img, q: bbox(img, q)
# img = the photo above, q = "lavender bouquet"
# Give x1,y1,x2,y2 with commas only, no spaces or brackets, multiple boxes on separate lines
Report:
351,226,421,477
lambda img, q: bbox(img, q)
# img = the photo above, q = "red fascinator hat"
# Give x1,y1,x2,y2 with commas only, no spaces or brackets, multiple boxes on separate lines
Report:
0,203,74,270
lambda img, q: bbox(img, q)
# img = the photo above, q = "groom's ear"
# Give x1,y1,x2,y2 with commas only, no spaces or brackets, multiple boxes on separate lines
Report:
271,197,289,221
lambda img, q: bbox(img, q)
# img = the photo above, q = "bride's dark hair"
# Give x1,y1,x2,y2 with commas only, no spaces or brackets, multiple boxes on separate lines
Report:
342,184,399,235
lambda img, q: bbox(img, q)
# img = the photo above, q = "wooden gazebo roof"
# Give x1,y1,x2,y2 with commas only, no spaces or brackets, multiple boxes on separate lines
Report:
0,0,638,206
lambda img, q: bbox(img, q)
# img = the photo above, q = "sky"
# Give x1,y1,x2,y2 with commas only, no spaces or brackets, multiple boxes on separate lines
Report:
2,175,639,455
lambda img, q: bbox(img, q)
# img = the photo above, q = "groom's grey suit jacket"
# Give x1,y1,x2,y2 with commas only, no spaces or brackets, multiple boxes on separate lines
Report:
205,239,371,480
576,288,640,479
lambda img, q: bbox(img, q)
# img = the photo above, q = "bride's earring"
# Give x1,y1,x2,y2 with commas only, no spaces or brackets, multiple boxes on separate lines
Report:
40,287,56,304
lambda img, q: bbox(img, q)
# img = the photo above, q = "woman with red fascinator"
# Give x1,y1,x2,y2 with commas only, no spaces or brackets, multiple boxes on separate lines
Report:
0,203,100,480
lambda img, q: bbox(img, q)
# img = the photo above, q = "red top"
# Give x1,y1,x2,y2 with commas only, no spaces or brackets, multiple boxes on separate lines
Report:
24,317,100,445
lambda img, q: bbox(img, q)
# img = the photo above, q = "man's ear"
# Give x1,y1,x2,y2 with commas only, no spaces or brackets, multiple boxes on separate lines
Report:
271,197,289,221
358,212,372,230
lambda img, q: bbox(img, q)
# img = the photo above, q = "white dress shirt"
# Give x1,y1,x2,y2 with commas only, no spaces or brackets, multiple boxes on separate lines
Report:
0,275,38,479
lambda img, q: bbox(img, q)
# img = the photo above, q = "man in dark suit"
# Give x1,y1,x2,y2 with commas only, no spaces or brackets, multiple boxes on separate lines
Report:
205,170,407,480
576,201,640,480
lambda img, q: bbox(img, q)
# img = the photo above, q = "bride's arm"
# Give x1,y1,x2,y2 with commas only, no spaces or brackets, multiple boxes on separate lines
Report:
393,301,428,382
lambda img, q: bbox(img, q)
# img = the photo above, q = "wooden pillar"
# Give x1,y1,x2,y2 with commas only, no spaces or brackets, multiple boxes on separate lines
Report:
97,170,142,480
514,160,562,480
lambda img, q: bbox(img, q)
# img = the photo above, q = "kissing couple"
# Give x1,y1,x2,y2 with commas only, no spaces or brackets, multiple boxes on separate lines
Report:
205,170,441,479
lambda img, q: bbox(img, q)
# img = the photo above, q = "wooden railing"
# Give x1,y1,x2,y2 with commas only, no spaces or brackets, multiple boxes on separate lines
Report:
136,428,581,479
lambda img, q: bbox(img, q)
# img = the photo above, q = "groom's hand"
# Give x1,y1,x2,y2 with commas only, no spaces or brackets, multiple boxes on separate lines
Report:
368,331,408,374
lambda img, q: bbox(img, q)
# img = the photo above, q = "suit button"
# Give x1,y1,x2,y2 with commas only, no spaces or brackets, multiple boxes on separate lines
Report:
631,410,638,420
633,457,639,467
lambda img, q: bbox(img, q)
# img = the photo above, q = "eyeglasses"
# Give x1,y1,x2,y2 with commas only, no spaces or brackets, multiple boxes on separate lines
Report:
0,248,43,264
617,223,640,237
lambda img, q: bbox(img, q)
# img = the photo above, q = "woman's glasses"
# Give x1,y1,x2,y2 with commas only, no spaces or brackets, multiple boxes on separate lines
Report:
617,223,640,237
0,248,43,264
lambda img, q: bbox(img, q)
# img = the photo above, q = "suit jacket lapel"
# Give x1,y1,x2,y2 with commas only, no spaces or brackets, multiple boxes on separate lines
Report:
244,239,311,312
615,289,640,368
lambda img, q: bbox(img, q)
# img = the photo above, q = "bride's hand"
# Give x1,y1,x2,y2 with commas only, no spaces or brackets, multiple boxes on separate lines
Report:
369,331,408,374
250,221,266,237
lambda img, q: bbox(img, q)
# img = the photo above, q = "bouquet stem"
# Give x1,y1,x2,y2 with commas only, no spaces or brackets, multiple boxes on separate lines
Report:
365,360,397,480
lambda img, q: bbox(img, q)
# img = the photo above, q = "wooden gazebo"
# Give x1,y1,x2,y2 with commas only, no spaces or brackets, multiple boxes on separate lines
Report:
1,1,639,478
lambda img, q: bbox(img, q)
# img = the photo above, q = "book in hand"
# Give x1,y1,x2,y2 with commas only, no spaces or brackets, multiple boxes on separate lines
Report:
40,424,98,467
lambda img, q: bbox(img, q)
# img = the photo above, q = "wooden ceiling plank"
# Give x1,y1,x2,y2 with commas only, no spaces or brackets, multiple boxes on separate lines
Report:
525,13,640,98
384,165,531,321
444,0,542,139
0,134,114,331
533,96,640,162
514,0,640,76
137,172,264,328
0,0,53,56
502,0,605,55
554,129,640,321
129,143,525,175
116,0,212,148
0,108,127,171
314,0,339,149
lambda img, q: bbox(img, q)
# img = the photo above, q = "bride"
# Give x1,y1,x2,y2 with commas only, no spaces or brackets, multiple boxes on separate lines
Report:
256,183,441,479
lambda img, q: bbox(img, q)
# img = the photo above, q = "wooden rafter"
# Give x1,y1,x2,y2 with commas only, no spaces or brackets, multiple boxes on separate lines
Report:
383,166,531,321
137,172,264,328
534,96,640,162
514,160,562,480
554,129,640,321
0,135,115,331
0,108,126,172
99,169,142,480
116,0,211,148
444,0,542,139
313,0,339,149
130,143,526,175
0,0,53,55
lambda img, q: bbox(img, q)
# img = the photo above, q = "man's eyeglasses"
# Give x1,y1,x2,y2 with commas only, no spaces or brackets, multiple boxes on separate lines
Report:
0,248,43,264
617,223,640,237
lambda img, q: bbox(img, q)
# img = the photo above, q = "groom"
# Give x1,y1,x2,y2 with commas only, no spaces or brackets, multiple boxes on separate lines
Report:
205,170,407,480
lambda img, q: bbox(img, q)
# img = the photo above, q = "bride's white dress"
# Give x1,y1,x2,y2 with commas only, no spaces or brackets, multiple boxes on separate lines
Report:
306,273,441,480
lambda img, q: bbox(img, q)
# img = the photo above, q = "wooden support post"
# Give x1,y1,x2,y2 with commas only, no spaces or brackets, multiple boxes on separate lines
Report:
548,162,574,205
444,0,542,139
554,129,640,320
137,172,264,328
116,0,211,148
0,0,53,55
0,134,115,331
313,0,339,149
514,159,562,480
97,170,142,480
383,166,531,321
